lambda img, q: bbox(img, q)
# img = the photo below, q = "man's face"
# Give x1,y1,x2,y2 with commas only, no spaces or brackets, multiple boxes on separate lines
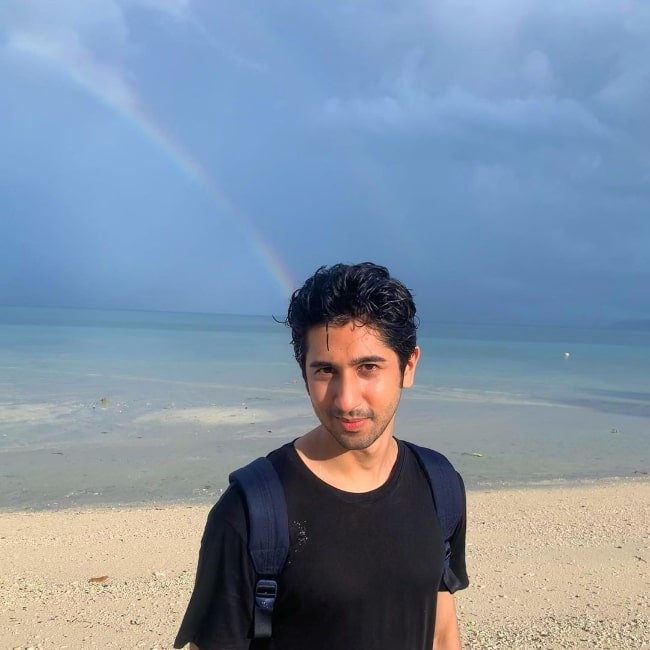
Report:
304,321,419,452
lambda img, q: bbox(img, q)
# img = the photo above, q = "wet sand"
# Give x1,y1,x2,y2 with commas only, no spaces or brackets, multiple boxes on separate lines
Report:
1,478,649,649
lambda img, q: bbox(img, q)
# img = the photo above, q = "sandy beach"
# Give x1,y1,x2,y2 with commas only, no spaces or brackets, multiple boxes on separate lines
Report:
1,478,648,650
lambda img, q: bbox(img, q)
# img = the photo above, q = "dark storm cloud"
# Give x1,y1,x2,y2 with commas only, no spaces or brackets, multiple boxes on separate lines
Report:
0,1,648,323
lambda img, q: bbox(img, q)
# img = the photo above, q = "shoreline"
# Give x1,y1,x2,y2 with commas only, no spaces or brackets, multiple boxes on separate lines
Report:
1,472,648,515
2,478,649,649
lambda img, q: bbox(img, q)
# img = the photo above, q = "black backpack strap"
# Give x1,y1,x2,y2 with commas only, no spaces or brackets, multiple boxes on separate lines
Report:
229,457,289,639
403,441,464,593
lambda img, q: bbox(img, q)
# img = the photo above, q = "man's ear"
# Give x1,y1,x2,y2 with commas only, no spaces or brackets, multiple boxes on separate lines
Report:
402,346,420,389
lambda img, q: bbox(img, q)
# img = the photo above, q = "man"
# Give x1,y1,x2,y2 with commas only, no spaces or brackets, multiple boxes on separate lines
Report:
175,262,468,650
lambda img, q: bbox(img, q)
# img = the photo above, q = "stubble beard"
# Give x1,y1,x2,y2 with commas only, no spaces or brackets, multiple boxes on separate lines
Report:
320,407,396,451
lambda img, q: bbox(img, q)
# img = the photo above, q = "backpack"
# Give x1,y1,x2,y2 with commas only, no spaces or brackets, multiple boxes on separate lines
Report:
229,441,464,639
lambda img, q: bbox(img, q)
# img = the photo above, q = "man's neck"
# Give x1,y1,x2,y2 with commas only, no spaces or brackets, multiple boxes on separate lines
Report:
294,427,399,493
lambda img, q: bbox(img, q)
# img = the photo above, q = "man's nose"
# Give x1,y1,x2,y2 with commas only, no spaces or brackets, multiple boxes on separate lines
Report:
332,372,362,412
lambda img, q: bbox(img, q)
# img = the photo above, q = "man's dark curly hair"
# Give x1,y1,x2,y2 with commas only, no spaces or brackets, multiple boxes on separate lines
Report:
285,262,418,377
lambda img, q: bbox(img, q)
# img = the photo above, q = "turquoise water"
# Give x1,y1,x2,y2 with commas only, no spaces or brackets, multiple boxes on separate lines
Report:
0,306,648,510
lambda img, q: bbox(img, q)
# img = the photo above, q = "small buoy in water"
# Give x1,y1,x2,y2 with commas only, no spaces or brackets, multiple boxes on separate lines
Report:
563,352,570,358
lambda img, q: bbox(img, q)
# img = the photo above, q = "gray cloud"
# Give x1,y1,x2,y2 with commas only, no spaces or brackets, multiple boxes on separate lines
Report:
1,0,648,324
320,88,611,143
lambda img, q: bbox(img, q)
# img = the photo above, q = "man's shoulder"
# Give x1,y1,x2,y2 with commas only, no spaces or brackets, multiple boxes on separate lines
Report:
216,442,296,523
399,440,465,525
202,442,294,543
400,439,456,467
205,481,247,533
266,440,298,477
400,439,463,484
266,440,296,461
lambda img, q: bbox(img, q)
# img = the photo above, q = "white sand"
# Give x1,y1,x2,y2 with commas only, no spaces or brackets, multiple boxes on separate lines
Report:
1,478,648,649
134,406,274,426
0,402,77,424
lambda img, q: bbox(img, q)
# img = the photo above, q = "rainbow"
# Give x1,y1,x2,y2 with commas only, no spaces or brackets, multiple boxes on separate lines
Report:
9,32,296,301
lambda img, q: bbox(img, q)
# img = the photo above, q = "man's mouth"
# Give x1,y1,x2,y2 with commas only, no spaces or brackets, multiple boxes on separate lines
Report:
338,417,368,432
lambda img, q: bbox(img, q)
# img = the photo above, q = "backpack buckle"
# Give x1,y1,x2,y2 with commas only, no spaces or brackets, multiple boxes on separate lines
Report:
255,579,278,611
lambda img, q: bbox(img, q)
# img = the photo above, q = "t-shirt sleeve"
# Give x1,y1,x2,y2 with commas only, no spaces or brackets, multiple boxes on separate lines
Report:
439,472,469,593
174,486,256,649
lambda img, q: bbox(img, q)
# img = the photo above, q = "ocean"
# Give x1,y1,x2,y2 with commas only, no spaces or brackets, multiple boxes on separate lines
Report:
0,306,648,510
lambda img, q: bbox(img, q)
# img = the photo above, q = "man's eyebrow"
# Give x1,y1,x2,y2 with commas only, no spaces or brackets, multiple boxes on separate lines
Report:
308,360,334,368
352,355,387,365
308,355,387,368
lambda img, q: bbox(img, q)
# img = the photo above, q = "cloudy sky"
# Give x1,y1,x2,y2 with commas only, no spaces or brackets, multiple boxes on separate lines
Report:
1,0,648,325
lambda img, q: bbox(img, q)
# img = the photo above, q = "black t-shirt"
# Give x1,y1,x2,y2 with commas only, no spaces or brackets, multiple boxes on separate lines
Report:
175,440,468,650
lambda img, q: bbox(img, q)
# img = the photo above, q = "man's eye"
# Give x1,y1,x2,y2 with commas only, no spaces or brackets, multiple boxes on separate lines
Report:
360,364,378,372
316,366,334,374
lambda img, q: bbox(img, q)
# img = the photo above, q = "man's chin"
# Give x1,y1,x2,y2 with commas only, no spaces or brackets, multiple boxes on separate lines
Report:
326,428,384,452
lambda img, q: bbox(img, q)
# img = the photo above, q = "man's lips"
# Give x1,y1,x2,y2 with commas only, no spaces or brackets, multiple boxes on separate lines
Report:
338,417,368,432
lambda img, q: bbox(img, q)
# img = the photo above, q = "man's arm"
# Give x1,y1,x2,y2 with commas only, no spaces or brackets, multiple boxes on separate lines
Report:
433,592,461,650
174,487,256,650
